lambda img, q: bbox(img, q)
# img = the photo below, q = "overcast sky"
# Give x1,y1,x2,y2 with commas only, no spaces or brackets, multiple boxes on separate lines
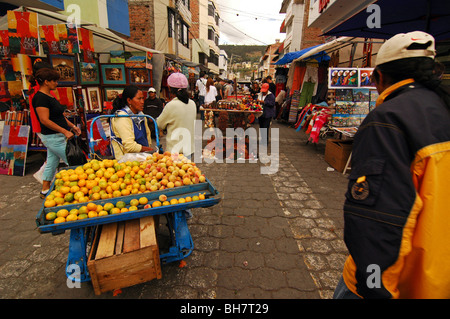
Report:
215,0,286,46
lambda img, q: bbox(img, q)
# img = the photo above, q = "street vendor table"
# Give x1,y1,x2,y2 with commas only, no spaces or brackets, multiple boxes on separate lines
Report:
202,108,263,128
35,178,221,283
327,125,357,174
35,114,222,284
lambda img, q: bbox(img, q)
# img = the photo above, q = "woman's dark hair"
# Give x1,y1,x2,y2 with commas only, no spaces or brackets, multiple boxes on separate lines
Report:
170,87,190,104
374,57,450,111
112,85,141,113
33,67,60,86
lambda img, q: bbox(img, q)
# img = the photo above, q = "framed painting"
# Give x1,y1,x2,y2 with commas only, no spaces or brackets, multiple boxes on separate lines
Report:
328,68,358,89
49,54,78,86
87,87,102,112
101,64,126,85
359,68,376,89
127,68,151,85
104,87,124,103
79,61,100,85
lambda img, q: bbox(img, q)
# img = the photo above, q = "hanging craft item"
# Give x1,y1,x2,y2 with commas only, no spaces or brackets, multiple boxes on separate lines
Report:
0,30,10,57
7,11,39,55
40,24,80,55
0,111,30,176
79,28,94,62
146,52,153,69
39,25,60,55
204,110,215,128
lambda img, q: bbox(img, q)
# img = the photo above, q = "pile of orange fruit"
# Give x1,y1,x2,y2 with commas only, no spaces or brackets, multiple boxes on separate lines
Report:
46,193,206,224
43,152,206,209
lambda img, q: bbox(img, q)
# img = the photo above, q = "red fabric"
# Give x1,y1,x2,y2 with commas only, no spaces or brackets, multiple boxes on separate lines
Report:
40,25,60,55
290,64,306,96
79,28,94,62
275,83,285,97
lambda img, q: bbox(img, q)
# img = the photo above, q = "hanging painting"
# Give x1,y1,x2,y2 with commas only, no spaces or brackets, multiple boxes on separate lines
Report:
7,11,39,56
0,30,10,57
79,28,94,63
0,124,30,176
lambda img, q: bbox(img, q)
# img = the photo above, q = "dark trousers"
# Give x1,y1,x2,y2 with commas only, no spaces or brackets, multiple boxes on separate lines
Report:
259,116,272,147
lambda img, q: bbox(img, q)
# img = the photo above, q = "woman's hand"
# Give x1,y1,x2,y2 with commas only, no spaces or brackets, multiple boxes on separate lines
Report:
141,146,154,153
72,126,82,136
64,129,74,139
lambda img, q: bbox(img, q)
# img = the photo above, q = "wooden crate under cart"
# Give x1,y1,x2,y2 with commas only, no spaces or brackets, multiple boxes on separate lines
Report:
87,216,162,295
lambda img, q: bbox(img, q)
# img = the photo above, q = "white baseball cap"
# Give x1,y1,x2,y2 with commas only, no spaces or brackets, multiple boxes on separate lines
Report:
148,87,156,93
376,31,436,66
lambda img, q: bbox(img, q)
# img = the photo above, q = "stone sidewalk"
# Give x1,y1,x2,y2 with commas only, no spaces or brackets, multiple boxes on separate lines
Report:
0,120,349,299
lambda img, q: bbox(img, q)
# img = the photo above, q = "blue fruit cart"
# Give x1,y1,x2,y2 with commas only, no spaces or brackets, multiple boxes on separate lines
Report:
35,114,221,283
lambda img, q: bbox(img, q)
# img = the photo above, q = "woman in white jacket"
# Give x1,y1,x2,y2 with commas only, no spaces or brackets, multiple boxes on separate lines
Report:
157,72,197,158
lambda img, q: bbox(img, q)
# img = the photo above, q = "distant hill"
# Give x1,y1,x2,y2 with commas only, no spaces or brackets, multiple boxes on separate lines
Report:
219,45,266,63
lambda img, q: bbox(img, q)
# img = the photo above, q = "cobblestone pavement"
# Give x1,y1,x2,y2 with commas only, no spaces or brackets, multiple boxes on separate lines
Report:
0,121,349,299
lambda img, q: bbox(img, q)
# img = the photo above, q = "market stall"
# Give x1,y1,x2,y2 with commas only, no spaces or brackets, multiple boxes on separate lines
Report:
278,37,383,173
201,97,263,160
0,7,165,175
35,152,221,294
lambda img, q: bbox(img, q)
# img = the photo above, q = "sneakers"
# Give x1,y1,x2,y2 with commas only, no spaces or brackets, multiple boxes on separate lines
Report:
39,189,50,199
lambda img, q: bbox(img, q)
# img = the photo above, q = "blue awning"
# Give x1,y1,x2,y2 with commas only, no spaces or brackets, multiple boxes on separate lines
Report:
274,44,330,65
324,0,450,41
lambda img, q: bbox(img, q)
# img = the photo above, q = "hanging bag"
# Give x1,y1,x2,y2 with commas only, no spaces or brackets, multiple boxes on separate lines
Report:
65,136,88,166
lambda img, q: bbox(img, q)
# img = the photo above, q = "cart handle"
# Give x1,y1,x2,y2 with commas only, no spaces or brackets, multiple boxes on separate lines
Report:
88,114,162,158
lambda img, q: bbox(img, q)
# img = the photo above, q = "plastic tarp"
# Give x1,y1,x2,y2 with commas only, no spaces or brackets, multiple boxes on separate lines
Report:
274,44,330,65
292,37,356,63
0,6,165,93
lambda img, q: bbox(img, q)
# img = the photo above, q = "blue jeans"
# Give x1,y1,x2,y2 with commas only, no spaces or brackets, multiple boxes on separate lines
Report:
38,133,68,182
333,276,362,299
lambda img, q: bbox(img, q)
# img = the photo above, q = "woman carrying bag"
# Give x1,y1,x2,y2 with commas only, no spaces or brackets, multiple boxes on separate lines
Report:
32,68,81,198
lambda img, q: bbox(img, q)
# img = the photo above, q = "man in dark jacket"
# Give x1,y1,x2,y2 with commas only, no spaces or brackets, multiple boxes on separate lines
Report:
334,31,450,299
143,87,164,138
257,83,275,147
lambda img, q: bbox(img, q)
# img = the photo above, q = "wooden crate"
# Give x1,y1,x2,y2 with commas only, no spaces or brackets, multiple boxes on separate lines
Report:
87,216,162,295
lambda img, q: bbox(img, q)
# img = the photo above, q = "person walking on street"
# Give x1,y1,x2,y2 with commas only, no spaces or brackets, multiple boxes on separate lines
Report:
204,77,218,106
215,78,224,102
32,68,81,198
265,75,276,96
257,83,276,147
195,71,207,108
334,31,450,299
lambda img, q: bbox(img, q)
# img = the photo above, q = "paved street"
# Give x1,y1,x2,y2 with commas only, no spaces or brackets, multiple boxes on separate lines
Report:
0,120,349,299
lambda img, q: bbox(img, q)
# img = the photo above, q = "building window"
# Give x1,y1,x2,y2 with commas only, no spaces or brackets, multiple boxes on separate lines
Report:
168,9,175,38
215,13,220,26
208,49,218,66
199,52,207,66
208,1,215,17
180,0,190,10
208,27,214,41
183,23,189,48
169,8,189,48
